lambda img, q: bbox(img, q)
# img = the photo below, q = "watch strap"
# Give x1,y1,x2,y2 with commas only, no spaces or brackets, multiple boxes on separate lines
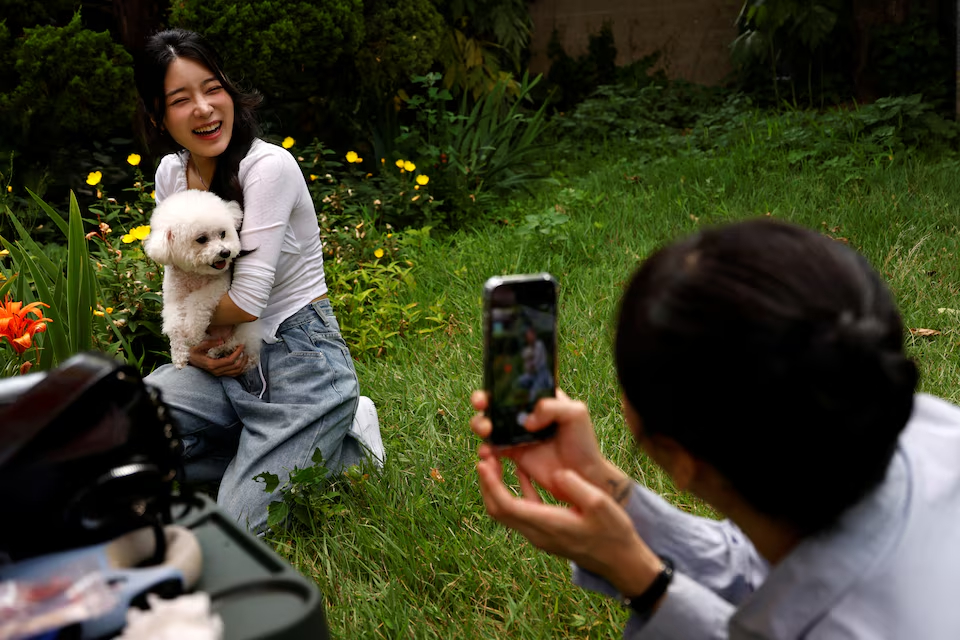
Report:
621,555,674,617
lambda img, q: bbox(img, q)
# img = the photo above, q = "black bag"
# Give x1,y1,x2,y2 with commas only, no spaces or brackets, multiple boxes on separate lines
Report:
0,352,182,562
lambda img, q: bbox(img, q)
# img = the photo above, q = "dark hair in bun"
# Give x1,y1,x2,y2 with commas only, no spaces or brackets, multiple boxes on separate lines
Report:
615,218,917,534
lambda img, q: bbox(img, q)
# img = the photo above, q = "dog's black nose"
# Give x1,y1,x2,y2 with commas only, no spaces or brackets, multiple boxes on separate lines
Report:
219,249,231,259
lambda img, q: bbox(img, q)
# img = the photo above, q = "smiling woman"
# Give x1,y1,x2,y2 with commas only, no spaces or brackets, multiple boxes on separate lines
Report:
133,29,384,534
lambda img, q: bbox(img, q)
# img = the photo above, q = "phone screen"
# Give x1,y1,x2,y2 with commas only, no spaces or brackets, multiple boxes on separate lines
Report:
484,275,558,445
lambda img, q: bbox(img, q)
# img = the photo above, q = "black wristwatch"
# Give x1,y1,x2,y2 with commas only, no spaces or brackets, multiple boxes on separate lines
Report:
620,556,674,618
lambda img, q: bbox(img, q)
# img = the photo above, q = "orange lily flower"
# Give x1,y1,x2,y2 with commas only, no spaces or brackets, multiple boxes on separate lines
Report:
0,297,52,355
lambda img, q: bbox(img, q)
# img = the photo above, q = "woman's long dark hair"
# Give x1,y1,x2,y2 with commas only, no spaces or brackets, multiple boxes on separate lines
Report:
134,29,262,206
614,219,918,534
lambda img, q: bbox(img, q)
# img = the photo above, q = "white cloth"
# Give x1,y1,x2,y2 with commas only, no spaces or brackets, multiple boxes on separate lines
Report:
574,393,960,639
117,593,223,640
154,139,327,343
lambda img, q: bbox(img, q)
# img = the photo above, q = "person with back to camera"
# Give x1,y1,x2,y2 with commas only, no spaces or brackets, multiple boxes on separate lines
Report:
134,28,384,533
470,218,960,638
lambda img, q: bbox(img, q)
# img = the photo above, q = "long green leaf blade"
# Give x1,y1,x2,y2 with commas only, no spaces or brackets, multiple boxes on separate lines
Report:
26,187,69,236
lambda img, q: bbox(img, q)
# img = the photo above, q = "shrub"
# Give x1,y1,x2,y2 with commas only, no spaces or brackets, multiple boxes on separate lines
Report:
170,0,365,105
393,72,553,225
0,0,75,36
353,0,445,102
433,0,533,99
0,12,136,155
293,140,449,358
545,23,618,112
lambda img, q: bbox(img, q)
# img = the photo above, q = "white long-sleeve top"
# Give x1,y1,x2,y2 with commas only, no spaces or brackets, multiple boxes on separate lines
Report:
154,139,327,343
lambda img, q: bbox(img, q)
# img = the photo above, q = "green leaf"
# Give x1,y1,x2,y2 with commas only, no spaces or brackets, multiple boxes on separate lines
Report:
292,502,314,527
66,192,93,356
0,273,17,300
266,500,289,528
26,188,69,236
6,239,69,366
4,205,61,283
311,447,326,467
254,471,281,493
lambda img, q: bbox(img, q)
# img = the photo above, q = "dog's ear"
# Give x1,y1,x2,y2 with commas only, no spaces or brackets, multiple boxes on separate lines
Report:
143,221,174,265
225,201,243,231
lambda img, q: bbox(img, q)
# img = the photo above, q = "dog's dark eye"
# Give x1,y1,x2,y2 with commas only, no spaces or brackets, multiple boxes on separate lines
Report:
219,230,226,239
196,236,208,244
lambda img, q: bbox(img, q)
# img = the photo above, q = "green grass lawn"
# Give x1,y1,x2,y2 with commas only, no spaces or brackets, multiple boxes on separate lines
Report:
270,142,960,638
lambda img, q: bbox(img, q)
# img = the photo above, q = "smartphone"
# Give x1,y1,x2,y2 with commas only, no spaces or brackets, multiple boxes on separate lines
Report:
482,273,559,446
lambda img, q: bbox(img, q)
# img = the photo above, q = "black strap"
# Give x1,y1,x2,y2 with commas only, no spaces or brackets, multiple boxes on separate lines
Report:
622,555,674,617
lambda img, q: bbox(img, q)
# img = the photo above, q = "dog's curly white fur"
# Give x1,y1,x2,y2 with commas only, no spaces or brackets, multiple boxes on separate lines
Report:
144,190,260,371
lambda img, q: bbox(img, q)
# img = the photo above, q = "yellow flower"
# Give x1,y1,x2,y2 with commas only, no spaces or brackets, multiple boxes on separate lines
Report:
374,248,384,259
127,154,141,166
5,186,11,193
416,174,429,186
86,171,102,186
414,185,419,190
150,190,156,200
310,174,318,181
282,137,295,149
395,159,405,169
403,160,416,172
105,307,114,314
93,310,104,317
386,233,392,238
346,151,359,163
121,225,151,243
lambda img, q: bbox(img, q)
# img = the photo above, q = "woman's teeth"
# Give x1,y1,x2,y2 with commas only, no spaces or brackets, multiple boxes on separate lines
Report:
193,122,221,135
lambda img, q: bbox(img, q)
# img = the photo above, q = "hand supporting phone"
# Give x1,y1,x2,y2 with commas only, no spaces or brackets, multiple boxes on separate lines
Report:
483,273,559,446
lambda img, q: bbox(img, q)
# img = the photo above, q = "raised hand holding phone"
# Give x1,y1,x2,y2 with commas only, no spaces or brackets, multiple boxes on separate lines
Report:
470,390,630,504
470,390,662,598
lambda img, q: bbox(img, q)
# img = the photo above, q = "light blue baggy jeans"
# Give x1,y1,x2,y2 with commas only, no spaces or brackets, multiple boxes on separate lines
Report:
145,298,369,533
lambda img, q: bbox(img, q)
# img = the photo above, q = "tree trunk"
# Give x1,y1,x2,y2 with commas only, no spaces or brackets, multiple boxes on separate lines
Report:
111,0,166,55
851,0,911,103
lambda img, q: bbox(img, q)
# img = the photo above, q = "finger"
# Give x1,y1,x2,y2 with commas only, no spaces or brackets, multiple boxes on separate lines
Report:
471,390,489,411
470,413,492,438
477,443,498,460
516,468,543,503
553,469,612,513
476,455,507,518
526,394,589,433
219,344,244,365
479,459,584,542
220,354,247,377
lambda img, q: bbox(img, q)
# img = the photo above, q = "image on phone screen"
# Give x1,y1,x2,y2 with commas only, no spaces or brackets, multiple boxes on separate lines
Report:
486,277,557,444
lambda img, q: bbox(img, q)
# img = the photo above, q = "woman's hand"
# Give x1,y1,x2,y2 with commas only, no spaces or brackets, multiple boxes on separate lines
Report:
188,337,248,377
470,390,632,504
476,450,663,596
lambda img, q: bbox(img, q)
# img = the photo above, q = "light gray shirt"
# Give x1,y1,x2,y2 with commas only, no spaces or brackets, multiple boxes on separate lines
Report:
574,393,960,639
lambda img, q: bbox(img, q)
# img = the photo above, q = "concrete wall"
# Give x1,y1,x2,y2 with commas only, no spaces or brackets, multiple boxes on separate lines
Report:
527,0,743,86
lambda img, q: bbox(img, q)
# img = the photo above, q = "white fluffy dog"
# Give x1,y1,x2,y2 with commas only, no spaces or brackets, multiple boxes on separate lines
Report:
144,190,260,372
